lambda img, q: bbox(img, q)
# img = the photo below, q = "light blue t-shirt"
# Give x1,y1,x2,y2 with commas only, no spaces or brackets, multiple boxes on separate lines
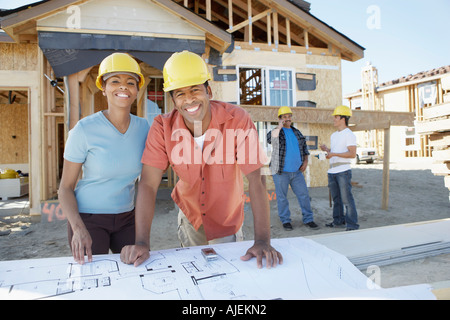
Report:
64,111,150,214
282,127,302,172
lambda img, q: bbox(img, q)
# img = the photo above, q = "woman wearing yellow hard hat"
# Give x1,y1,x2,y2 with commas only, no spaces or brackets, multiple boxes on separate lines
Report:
59,52,150,264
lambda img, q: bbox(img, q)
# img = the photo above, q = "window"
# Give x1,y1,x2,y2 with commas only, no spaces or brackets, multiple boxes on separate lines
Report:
267,69,294,106
238,66,295,107
402,127,420,151
238,66,295,155
239,67,264,105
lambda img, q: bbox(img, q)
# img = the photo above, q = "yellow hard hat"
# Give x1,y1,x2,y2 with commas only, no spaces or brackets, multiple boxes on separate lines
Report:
278,106,293,117
96,53,145,90
163,51,211,92
0,169,19,179
332,105,352,117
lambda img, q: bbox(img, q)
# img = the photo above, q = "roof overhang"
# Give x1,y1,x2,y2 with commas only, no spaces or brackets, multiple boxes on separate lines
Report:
0,0,232,53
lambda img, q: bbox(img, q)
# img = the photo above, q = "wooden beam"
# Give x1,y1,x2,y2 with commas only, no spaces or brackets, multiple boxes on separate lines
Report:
66,73,80,130
18,34,37,43
382,123,391,210
240,105,414,129
423,102,450,119
205,32,230,54
152,0,232,52
217,69,236,75
429,132,450,147
273,10,279,47
304,29,309,49
248,0,252,44
228,0,233,29
256,0,364,61
286,17,291,47
206,0,211,21
416,118,450,134
36,26,205,41
235,41,328,55
137,76,151,118
217,0,305,47
12,20,37,34
227,9,272,33
352,120,390,132
216,0,304,47
43,112,65,117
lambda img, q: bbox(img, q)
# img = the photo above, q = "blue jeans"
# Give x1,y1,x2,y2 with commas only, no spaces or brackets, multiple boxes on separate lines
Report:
272,171,314,224
328,170,359,230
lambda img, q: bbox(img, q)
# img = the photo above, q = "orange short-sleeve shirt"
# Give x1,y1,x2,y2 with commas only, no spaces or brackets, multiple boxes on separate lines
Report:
141,100,267,240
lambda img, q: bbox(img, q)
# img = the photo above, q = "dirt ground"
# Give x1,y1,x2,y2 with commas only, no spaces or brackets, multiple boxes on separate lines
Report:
1,158,449,289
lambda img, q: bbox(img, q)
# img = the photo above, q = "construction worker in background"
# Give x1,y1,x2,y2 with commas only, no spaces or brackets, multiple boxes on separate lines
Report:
320,105,359,231
267,107,318,231
59,53,150,264
120,51,283,268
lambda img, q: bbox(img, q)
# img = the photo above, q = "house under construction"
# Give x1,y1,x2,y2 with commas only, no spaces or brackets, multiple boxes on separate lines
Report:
0,0,414,215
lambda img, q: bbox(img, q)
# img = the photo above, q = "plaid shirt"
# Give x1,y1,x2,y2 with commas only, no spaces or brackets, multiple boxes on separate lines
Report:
267,126,310,175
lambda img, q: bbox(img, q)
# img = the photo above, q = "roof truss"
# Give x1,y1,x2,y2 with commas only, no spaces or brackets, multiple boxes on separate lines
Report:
174,0,363,61
1,0,363,60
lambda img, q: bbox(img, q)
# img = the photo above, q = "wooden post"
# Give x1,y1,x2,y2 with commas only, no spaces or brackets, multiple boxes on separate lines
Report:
248,0,252,45
137,77,150,118
228,0,233,29
286,17,291,48
304,29,309,49
273,11,279,48
67,74,80,130
382,123,390,210
206,0,211,21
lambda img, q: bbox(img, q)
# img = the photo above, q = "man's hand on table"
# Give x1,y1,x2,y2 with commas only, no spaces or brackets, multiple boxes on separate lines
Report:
120,243,150,267
240,240,283,269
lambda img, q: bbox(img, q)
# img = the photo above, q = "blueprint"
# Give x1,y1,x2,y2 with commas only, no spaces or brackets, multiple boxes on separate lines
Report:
0,237,435,300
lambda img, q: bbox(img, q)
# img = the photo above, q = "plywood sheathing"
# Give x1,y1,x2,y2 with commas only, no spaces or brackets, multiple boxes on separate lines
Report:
0,103,29,164
0,43,37,70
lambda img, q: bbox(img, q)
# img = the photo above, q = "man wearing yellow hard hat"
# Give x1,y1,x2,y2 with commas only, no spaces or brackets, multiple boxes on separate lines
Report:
121,51,282,269
320,105,359,231
267,107,318,231
59,53,150,264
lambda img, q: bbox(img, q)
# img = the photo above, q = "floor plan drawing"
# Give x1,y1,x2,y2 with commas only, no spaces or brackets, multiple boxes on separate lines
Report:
0,237,436,300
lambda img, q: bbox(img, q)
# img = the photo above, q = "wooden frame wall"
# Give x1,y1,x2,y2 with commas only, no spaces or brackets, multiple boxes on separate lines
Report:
0,70,41,214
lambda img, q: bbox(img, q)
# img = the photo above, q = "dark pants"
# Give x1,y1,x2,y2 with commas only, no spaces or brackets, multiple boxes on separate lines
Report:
68,209,135,255
328,170,359,230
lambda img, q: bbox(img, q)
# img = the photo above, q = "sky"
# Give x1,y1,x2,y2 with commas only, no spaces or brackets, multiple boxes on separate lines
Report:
1,0,449,97
309,0,450,96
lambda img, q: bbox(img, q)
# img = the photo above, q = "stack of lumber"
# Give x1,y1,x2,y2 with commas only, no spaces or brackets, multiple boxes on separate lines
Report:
416,76,450,201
